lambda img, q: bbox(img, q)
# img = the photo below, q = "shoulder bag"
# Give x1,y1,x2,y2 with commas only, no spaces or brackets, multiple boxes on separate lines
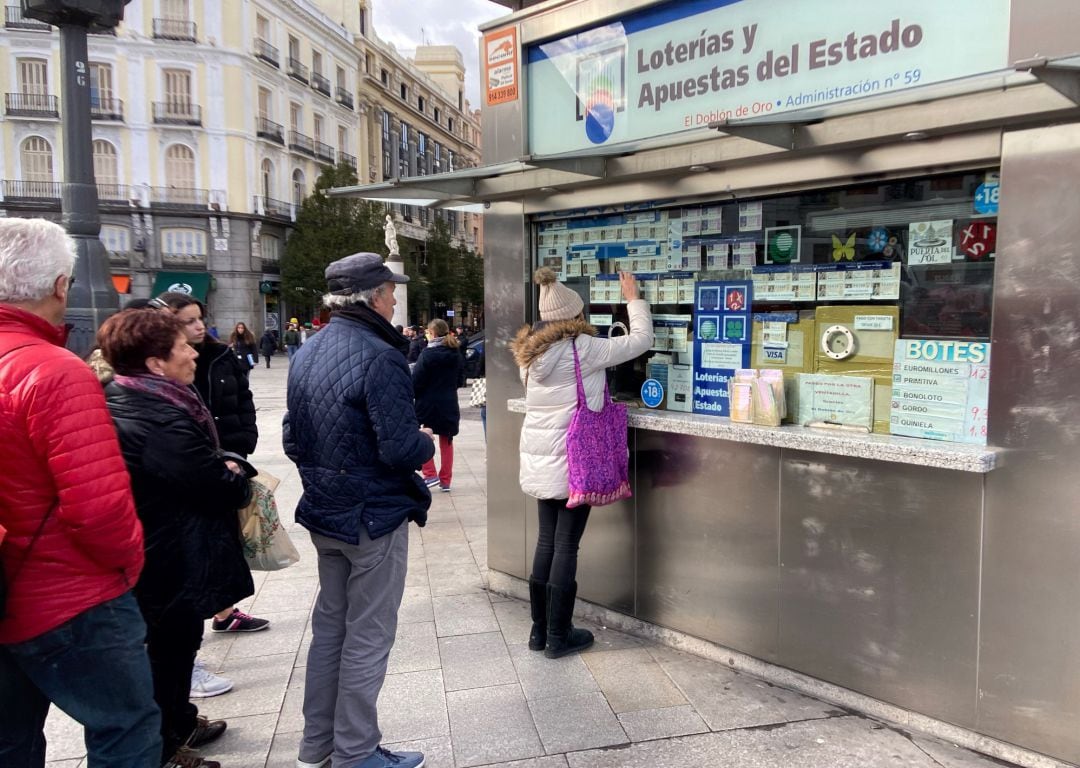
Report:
565,339,632,508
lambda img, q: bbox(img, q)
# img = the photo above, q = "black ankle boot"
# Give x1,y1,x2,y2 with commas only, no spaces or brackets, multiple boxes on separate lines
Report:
544,581,593,659
528,577,547,651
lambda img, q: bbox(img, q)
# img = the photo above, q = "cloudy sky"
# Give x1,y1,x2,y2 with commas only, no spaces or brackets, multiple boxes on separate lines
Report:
371,0,510,109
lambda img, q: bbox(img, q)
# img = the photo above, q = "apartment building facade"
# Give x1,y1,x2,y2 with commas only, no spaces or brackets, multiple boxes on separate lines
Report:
0,0,481,334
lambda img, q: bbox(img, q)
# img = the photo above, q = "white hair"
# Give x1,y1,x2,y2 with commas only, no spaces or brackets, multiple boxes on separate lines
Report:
0,218,77,303
322,284,384,308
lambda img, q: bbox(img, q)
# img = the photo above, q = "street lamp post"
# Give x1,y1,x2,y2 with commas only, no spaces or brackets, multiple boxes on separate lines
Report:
22,1,131,356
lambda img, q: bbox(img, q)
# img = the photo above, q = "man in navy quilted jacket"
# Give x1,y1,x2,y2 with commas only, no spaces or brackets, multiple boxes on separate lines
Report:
284,252,435,768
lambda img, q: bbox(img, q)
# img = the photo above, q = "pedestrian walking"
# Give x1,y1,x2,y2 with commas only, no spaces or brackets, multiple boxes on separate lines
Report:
151,293,269,700
406,324,427,363
98,309,255,768
284,252,434,768
510,267,652,658
259,329,276,368
284,322,302,360
413,319,464,492
0,218,162,768
229,322,258,372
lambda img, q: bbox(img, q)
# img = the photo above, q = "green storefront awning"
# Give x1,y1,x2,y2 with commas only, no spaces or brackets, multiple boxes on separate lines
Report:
151,271,211,302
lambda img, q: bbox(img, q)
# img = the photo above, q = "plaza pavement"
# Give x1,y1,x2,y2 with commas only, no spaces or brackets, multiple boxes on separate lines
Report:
43,356,1015,768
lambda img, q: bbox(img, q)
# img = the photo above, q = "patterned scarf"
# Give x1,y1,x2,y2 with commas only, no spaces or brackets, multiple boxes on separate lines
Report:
113,373,220,448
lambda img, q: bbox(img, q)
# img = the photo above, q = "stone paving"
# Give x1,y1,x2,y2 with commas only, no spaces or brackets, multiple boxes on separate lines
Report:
44,357,1015,768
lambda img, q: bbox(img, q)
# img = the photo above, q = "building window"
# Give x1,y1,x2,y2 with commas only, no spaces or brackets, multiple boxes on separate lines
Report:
258,87,272,119
100,225,130,256
312,50,323,77
380,68,389,86
458,90,463,111
288,36,300,60
448,117,454,133
260,233,280,262
261,158,274,198
336,65,346,89
418,95,425,113
359,6,366,36
448,150,455,172
17,58,48,95
400,82,407,100
161,227,206,257
433,107,440,124
338,125,348,154
162,68,193,110
313,113,324,143
161,0,190,21
164,143,195,189
256,14,270,41
21,136,54,182
434,143,441,173
290,102,302,131
89,63,113,108
292,169,305,205
399,122,410,178
92,140,118,186
381,110,392,180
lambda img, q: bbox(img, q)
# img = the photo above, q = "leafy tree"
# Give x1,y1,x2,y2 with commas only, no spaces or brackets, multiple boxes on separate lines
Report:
281,162,384,317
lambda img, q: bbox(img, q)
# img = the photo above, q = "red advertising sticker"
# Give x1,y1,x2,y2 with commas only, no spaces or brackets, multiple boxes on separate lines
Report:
484,27,519,106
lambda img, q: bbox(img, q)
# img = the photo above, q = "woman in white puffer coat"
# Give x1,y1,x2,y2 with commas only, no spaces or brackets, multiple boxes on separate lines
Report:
510,267,652,658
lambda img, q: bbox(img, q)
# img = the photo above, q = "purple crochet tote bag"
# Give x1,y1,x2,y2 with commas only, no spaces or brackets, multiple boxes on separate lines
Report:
565,340,632,509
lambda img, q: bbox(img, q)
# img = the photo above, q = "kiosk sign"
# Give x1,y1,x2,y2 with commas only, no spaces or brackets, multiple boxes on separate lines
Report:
527,0,1009,154
692,280,753,417
890,339,990,444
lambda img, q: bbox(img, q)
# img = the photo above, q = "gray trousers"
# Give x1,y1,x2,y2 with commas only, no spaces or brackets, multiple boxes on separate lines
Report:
300,523,408,766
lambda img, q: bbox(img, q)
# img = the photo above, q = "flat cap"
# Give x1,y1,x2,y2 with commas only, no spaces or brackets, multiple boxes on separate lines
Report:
325,252,409,294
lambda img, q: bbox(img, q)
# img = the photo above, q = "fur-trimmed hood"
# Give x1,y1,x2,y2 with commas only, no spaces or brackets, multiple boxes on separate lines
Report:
510,318,596,379
87,347,114,386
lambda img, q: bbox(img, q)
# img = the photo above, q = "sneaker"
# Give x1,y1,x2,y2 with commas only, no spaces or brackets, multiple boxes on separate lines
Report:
296,757,331,768
423,476,440,488
211,608,270,633
164,747,221,768
186,715,227,749
190,660,233,698
356,746,424,768
439,484,451,492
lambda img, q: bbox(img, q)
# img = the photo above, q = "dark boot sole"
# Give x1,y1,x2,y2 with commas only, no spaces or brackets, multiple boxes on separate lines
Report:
528,638,546,651
543,637,594,659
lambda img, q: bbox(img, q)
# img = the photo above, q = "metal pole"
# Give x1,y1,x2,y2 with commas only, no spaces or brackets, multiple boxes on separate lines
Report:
58,22,118,356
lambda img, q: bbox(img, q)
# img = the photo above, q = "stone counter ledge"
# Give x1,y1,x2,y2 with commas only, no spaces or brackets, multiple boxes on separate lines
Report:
505,398,1000,473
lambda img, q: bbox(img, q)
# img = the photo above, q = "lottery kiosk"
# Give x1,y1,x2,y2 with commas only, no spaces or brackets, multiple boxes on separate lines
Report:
335,1,1080,764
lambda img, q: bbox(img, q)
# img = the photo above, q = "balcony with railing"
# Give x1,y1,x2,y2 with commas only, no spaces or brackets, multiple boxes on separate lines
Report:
5,93,59,118
5,5,49,30
90,96,123,121
254,38,279,67
288,130,315,156
161,251,207,267
153,101,201,126
257,116,284,144
287,58,309,84
338,150,357,169
311,72,331,97
335,87,354,110
254,195,293,220
97,183,131,204
153,18,196,42
150,186,209,209
2,180,60,202
314,140,335,164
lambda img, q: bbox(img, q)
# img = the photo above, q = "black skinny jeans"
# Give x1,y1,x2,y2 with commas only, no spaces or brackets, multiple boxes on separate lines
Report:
144,608,204,762
530,498,591,589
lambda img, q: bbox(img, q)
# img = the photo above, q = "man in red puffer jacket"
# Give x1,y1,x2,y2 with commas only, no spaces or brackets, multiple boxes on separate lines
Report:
0,218,162,768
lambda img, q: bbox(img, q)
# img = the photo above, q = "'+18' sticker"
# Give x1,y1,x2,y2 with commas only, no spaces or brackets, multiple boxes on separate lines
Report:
641,378,664,408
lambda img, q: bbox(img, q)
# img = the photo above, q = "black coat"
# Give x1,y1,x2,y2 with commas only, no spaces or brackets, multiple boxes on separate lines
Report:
104,382,254,622
260,332,276,358
284,304,435,543
412,342,464,437
232,338,258,369
194,339,258,457
407,336,427,364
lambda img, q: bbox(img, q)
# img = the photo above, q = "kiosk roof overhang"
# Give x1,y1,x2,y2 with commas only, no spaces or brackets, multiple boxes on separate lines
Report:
330,62,1080,209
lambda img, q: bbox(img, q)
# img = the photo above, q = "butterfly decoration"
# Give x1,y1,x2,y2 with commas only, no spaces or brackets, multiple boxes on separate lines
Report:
831,233,856,261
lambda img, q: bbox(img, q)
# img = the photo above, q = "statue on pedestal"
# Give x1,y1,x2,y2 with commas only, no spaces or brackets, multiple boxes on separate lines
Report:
384,214,400,259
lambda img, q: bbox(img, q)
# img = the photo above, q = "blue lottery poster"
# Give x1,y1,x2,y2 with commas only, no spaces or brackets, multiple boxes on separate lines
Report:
692,280,753,417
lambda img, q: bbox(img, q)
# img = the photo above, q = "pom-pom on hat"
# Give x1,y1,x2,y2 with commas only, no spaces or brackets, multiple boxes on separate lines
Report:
535,267,584,322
